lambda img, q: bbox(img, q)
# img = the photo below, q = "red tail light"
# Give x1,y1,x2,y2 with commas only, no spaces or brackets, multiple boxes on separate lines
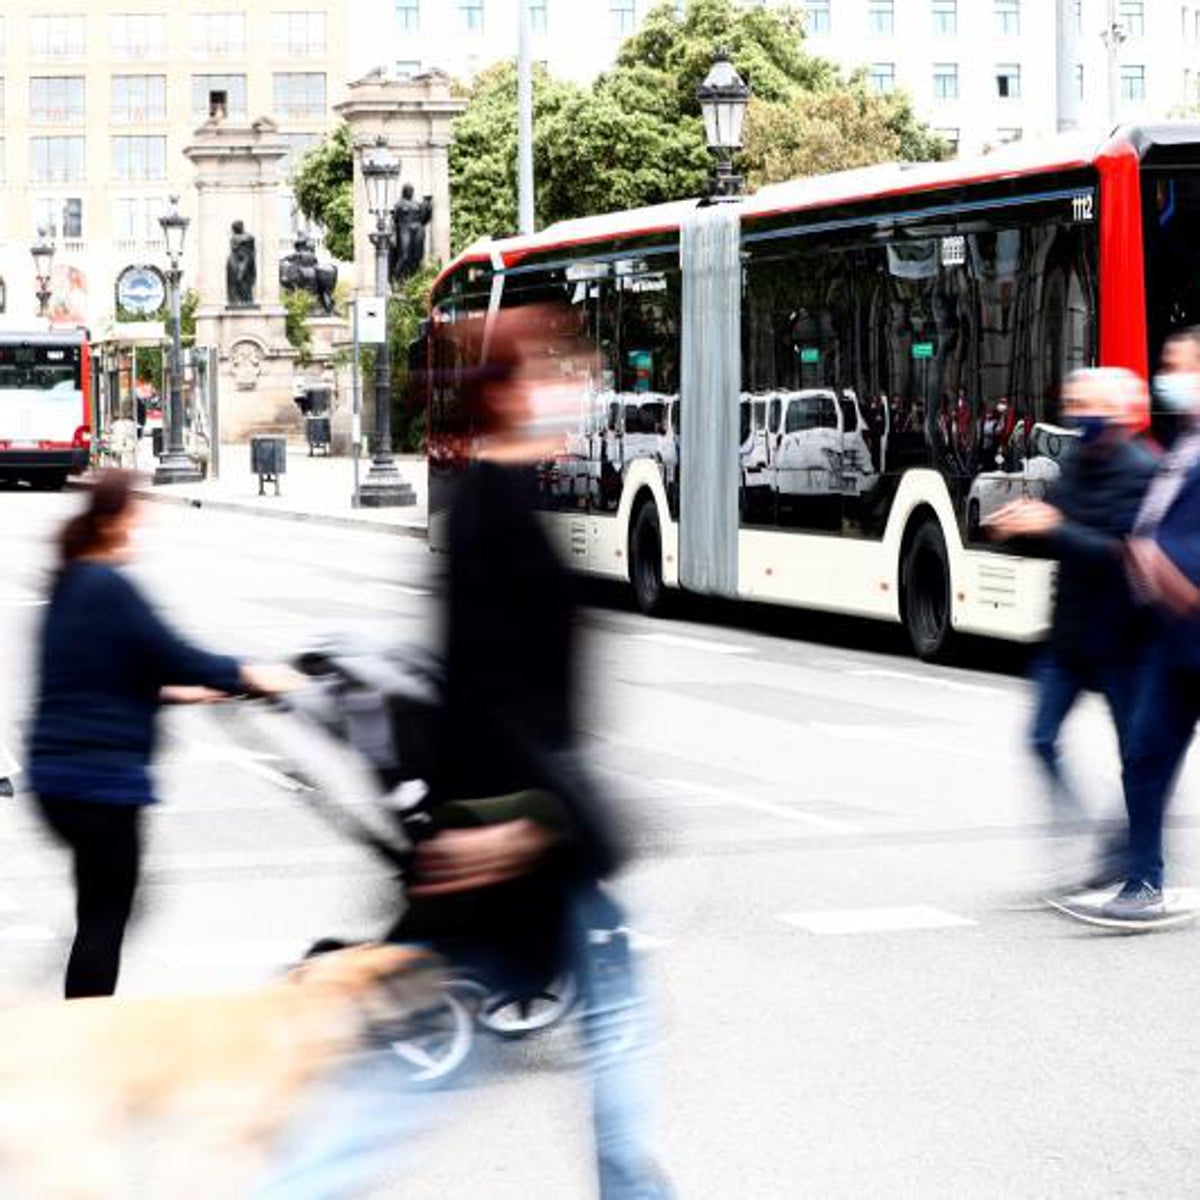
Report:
72,425,91,448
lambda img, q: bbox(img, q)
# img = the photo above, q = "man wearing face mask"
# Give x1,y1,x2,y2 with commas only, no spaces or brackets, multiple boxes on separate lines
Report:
1065,328,1200,925
988,369,1157,898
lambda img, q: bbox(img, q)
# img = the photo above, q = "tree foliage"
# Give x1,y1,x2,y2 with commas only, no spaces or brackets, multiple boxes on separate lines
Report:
449,0,945,251
292,123,355,262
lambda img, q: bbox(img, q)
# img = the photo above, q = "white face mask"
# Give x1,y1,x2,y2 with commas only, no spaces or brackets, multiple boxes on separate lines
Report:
1152,372,1200,413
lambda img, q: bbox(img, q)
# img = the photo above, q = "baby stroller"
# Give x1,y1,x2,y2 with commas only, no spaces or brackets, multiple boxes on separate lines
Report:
221,635,621,1086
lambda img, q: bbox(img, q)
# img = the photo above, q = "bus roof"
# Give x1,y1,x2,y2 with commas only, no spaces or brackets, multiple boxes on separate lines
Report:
436,124,1194,291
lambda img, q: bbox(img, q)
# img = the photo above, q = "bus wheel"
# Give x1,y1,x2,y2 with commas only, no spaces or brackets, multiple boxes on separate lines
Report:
902,519,954,660
31,472,68,493
629,499,665,616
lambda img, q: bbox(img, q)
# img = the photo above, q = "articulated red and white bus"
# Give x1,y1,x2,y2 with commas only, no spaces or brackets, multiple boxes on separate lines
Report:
427,125,1193,657
0,330,92,491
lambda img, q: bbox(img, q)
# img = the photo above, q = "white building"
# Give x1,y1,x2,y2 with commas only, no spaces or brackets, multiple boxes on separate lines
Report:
351,0,1200,157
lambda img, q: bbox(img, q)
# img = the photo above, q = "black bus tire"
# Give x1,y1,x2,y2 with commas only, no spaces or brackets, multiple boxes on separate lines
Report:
902,518,955,661
629,499,665,616
31,472,68,493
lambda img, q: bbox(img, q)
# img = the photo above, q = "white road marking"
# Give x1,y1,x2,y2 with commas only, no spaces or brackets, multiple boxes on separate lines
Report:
0,922,59,942
654,777,858,834
849,668,1001,696
172,739,313,793
148,846,373,872
778,905,977,936
635,632,751,656
380,581,434,598
810,722,1011,764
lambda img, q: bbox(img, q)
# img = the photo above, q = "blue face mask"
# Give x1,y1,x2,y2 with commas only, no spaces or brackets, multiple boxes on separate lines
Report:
1068,414,1110,447
1153,372,1200,412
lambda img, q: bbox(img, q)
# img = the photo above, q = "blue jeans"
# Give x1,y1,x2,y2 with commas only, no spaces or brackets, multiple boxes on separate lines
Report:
252,889,669,1200
1029,649,1138,832
1122,639,1200,889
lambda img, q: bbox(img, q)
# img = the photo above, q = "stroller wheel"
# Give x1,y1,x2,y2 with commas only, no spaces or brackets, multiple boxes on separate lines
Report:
475,972,579,1039
386,984,475,1085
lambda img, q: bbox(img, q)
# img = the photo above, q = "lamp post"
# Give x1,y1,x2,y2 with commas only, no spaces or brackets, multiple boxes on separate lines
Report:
153,195,202,484
696,48,752,201
357,138,413,507
30,228,55,320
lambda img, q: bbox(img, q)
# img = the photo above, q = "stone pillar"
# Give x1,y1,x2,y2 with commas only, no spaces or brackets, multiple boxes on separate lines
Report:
185,117,299,441
334,69,467,294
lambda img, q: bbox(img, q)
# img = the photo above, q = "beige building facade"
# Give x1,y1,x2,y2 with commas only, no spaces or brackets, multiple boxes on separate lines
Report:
0,2,349,327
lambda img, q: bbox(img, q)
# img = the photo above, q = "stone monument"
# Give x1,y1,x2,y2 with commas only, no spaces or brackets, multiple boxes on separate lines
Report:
186,116,298,442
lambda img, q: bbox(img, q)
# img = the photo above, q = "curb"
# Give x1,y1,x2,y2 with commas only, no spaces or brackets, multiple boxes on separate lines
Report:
66,479,428,541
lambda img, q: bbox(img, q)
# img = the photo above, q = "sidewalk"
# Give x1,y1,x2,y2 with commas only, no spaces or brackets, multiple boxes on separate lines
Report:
95,442,429,538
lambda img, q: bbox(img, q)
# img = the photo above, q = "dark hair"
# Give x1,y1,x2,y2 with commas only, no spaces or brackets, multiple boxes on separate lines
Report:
59,470,137,566
1164,326,1200,358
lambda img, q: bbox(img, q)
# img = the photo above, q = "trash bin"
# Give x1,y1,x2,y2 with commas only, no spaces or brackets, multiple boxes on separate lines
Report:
305,415,332,456
151,427,164,458
305,386,332,416
250,434,286,496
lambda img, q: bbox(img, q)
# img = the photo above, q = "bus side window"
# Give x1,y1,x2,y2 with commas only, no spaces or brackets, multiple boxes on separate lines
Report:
768,397,782,434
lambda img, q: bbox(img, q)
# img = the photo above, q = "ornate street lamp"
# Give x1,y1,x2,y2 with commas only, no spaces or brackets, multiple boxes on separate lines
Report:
154,195,203,484
357,137,413,507
31,228,55,319
696,48,752,200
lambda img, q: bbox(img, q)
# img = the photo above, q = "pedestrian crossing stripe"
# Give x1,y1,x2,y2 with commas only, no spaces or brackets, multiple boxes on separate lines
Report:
777,905,977,935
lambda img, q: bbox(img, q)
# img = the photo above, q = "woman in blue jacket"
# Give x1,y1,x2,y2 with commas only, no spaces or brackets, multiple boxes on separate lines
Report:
29,471,294,997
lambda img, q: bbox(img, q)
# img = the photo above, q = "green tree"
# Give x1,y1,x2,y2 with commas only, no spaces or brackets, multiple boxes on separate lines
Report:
282,288,315,365
449,0,944,249
292,123,355,262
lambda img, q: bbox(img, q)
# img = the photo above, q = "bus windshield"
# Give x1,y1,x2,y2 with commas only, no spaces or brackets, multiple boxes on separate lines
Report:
0,345,83,443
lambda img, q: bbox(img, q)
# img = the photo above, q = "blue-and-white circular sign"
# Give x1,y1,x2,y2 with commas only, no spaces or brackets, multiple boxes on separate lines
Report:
116,265,167,316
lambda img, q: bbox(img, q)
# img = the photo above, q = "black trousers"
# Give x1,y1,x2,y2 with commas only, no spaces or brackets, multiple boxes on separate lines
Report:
36,795,143,999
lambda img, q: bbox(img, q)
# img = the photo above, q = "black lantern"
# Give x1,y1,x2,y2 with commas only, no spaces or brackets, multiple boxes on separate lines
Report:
30,227,55,318
696,48,752,200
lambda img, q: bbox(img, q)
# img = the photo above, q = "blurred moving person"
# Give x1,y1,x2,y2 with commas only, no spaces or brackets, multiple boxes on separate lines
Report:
28,472,295,998
988,368,1156,897
1077,328,1200,925
407,306,671,1199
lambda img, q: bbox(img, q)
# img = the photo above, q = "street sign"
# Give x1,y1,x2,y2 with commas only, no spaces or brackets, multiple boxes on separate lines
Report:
115,265,166,316
356,297,387,345
799,346,821,364
911,342,935,360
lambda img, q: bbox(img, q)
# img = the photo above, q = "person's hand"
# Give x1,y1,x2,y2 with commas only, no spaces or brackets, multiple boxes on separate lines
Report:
239,663,307,696
409,819,554,897
159,685,227,705
1127,538,1200,615
985,498,1062,540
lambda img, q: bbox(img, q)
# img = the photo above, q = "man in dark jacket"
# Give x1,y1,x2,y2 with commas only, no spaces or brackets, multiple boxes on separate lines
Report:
989,368,1157,895
1078,327,1200,924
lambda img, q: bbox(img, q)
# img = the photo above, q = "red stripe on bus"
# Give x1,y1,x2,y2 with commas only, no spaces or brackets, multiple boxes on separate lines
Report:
1096,137,1149,383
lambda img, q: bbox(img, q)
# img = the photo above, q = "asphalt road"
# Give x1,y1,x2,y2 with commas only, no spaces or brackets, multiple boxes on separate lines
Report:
2,492,1200,1199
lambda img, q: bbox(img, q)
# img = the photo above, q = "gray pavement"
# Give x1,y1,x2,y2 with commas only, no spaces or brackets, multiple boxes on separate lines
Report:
3,492,1200,1197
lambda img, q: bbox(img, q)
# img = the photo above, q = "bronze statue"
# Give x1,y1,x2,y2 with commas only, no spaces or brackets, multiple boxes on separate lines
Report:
279,232,338,315
226,220,256,306
389,184,433,285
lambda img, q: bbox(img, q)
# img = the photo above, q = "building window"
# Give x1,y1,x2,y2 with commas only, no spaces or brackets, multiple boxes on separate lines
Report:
192,75,248,120
868,0,894,35
936,127,960,154
273,73,327,121
395,60,422,78
932,0,956,35
997,127,1023,143
271,12,326,56
30,15,86,58
112,75,167,124
190,12,246,56
1119,0,1144,36
112,135,166,182
1121,64,1146,100
30,136,85,183
611,0,635,34
459,0,484,32
110,13,165,57
803,0,831,34
30,77,85,125
280,131,318,175
33,197,84,240
396,0,420,32
1075,63,1084,98
530,0,547,33
933,63,958,100
868,63,896,94
996,63,1021,98
114,195,167,242
995,0,1019,35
